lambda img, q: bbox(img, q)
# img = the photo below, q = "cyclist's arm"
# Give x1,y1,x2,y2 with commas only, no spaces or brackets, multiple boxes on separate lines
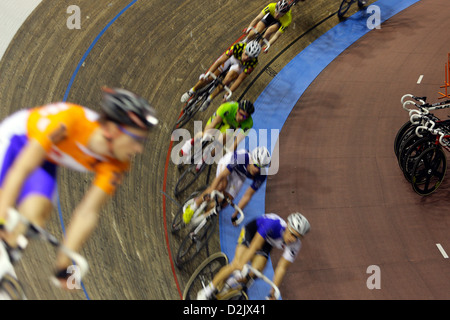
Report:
0,139,47,224
208,53,230,75
195,167,231,207
247,11,265,30
231,186,256,223
230,130,247,151
229,72,248,93
269,256,292,299
204,114,223,133
268,30,283,47
56,184,109,270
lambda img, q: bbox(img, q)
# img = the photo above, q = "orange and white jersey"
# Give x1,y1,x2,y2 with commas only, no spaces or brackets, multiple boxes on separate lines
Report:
1,103,129,194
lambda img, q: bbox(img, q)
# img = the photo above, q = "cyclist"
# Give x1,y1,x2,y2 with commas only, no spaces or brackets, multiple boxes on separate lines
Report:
182,146,271,226
244,0,295,52
0,87,158,289
180,40,261,111
179,100,255,159
197,212,310,300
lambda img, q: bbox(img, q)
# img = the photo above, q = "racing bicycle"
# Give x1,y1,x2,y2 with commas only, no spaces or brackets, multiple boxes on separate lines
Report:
0,208,89,299
172,190,244,269
395,94,450,195
174,135,231,198
175,71,232,129
183,252,281,300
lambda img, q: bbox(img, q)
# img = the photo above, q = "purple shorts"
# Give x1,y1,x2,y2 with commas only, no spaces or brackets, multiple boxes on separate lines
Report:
0,135,57,205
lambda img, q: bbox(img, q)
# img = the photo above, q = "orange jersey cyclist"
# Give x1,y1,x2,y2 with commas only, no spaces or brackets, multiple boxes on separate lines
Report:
180,40,261,111
0,87,158,289
244,0,296,53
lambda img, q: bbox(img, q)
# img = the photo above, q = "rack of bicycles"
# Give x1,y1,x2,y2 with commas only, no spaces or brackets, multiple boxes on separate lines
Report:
394,94,450,196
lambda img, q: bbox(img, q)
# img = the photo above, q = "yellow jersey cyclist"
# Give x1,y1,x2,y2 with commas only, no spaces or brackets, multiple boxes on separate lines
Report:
0,87,158,289
182,146,272,226
197,212,311,300
244,0,295,53
180,100,255,159
180,41,261,112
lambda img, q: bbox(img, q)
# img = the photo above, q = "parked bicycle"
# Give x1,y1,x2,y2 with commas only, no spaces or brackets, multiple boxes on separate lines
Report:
183,252,280,300
0,208,89,299
338,0,367,19
394,94,450,195
172,190,244,269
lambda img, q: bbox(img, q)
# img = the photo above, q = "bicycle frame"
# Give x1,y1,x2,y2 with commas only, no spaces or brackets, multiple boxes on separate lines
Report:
223,264,281,300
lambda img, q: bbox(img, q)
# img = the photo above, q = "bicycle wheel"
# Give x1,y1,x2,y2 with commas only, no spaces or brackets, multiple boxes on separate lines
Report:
175,97,204,129
399,135,434,181
183,252,228,300
174,163,208,197
394,121,413,158
175,214,218,269
411,146,447,196
171,187,206,234
397,125,423,167
0,274,26,300
338,0,354,18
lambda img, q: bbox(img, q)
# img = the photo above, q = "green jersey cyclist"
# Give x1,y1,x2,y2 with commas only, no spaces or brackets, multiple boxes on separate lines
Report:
179,100,255,159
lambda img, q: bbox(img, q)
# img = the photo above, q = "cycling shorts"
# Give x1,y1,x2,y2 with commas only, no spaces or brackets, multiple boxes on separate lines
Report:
0,111,57,205
218,55,243,75
261,12,282,29
237,219,273,259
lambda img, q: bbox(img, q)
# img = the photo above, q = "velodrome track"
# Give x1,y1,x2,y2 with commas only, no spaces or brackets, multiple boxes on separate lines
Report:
0,0,448,300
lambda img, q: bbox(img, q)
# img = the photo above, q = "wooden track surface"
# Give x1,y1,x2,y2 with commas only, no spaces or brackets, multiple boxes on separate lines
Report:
1,0,448,300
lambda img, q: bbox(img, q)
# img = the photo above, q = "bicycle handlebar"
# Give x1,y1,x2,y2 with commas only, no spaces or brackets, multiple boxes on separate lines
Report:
5,208,89,279
245,27,271,52
241,264,281,300
205,71,232,101
209,190,244,225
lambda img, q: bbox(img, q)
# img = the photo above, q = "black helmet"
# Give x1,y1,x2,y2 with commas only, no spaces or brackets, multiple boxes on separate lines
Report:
238,100,255,115
101,87,158,129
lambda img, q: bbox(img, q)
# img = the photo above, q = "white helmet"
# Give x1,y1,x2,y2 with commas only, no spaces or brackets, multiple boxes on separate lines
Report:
287,213,310,236
245,40,261,59
251,146,271,168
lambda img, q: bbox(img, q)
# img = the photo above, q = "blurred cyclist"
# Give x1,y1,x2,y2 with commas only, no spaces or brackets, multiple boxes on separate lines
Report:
197,212,310,300
0,87,158,289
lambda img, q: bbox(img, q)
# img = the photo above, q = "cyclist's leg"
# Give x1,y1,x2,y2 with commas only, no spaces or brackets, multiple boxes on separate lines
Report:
263,23,280,42
246,20,267,42
0,136,57,248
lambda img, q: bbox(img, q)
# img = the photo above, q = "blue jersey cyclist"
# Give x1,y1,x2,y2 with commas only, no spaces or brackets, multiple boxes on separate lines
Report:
197,212,311,300
182,147,271,225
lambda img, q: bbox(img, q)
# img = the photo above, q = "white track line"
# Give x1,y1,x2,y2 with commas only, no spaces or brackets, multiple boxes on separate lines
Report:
417,75,424,84
436,243,449,259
